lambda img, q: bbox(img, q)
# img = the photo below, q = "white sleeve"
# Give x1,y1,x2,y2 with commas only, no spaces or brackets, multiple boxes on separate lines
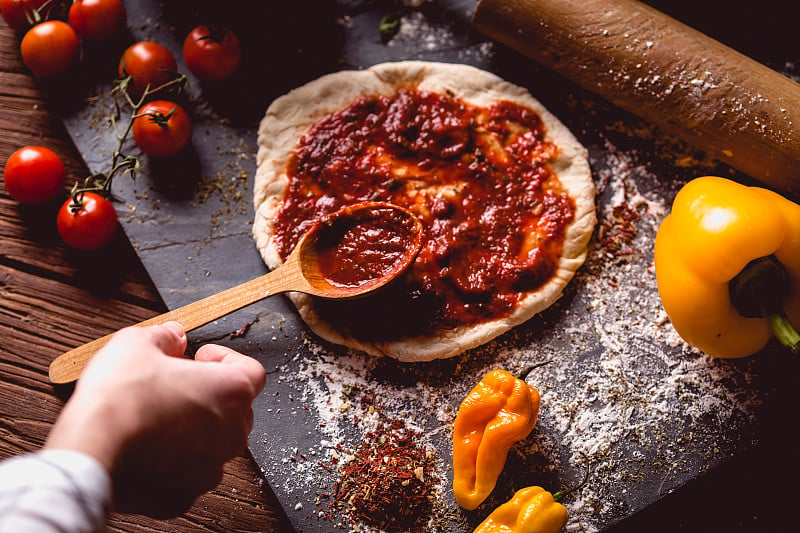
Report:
0,449,111,533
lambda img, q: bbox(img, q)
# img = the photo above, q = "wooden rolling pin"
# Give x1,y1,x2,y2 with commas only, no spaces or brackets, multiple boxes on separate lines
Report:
473,0,800,198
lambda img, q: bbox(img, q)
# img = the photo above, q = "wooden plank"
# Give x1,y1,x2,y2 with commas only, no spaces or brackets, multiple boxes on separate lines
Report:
0,245,281,532
0,19,285,533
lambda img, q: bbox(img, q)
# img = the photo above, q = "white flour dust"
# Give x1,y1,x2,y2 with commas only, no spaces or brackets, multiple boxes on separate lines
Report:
253,4,769,532
256,131,763,532
388,11,494,65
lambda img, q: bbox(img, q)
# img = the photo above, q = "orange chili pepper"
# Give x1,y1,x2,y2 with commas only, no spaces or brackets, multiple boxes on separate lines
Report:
452,369,541,510
473,486,568,533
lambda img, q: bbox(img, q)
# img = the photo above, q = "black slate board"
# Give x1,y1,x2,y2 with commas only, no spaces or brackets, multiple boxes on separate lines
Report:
51,1,800,532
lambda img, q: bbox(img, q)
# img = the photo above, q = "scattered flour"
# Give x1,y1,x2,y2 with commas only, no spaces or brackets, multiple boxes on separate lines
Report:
257,134,764,532
390,12,453,52
253,3,772,532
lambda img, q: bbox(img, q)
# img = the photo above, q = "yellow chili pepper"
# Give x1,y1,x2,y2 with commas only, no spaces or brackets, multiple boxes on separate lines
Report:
452,369,540,510
654,176,800,358
473,486,568,533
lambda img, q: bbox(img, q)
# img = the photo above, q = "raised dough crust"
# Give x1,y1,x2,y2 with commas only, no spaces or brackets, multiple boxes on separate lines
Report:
254,61,596,362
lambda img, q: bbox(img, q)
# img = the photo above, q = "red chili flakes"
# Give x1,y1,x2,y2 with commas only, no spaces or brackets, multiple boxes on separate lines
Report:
229,321,252,338
331,417,438,532
586,200,643,273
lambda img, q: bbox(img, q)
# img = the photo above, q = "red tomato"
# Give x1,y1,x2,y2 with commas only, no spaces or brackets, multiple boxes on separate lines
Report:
68,0,126,42
0,0,51,33
57,192,118,251
182,24,241,83
118,41,178,96
20,21,81,78
3,145,65,204
132,100,192,157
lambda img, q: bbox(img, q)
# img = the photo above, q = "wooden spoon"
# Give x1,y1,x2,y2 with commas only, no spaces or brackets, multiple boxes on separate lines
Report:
48,202,424,384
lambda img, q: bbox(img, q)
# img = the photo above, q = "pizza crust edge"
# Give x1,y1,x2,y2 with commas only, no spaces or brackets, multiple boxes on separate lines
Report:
253,61,596,362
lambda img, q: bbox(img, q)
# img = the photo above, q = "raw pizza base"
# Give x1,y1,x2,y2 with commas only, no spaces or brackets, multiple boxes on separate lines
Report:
253,61,596,362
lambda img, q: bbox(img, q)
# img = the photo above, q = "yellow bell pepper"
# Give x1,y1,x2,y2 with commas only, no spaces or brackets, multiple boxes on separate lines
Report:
654,176,800,358
453,369,540,510
473,486,568,533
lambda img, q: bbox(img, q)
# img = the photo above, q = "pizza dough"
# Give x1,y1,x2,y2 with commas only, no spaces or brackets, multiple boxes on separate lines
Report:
253,61,596,362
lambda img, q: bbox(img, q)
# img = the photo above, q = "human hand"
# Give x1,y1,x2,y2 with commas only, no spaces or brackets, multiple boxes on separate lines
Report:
45,322,266,517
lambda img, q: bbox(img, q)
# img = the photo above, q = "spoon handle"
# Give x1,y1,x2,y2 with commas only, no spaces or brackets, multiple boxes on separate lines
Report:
48,258,311,384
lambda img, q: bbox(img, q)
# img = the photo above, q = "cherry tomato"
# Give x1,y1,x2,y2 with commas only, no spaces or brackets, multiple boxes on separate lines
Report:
57,192,118,251
182,24,241,83
132,100,192,157
0,0,51,33
3,146,66,204
68,0,126,42
118,41,178,96
20,20,81,78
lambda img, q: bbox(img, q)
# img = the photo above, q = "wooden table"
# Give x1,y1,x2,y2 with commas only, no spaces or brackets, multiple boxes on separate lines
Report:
1,16,797,533
0,22,291,533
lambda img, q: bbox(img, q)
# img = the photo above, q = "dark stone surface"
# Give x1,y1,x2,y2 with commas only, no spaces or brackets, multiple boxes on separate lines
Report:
55,1,799,531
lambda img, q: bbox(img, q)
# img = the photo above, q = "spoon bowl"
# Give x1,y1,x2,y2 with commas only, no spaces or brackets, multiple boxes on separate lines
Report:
48,202,425,384
294,201,425,297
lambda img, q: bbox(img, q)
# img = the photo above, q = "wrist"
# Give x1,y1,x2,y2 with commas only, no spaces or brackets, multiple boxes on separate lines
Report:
45,395,136,474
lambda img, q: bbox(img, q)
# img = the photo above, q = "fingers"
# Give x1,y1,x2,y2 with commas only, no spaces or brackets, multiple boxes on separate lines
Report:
192,345,261,447
101,322,187,361
145,321,187,358
195,344,267,394
193,343,231,363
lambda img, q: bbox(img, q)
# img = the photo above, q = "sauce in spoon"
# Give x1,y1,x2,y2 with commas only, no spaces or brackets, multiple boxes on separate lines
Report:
307,202,424,291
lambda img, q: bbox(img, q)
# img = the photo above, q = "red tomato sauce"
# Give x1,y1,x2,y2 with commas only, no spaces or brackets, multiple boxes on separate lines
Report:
313,204,419,288
274,88,574,340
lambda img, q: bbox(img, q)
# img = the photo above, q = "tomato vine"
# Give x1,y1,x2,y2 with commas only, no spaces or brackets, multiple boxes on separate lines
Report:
66,72,189,207
1,0,234,250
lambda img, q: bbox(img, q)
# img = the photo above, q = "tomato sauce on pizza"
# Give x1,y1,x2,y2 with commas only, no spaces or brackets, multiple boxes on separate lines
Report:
272,87,575,340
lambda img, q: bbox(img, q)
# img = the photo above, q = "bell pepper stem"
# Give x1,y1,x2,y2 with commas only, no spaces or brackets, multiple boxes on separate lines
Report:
762,304,800,353
730,256,800,353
